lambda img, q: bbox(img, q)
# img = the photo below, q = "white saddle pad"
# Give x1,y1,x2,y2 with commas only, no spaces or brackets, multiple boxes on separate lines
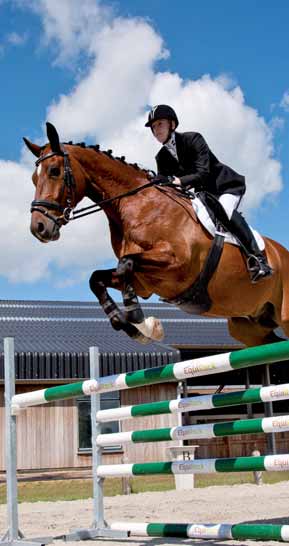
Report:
192,197,265,251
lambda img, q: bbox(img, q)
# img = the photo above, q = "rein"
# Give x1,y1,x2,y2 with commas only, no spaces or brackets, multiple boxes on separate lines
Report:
70,179,160,220
31,148,190,226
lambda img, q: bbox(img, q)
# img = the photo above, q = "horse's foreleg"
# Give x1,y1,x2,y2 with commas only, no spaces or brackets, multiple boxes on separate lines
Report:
116,256,164,342
89,268,151,344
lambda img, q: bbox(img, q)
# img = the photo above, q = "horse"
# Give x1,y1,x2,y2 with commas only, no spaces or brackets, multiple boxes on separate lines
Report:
24,122,289,347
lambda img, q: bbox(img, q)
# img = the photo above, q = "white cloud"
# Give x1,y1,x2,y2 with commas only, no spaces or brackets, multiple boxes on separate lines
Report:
46,17,167,141
0,159,113,283
269,116,285,132
0,0,284,287
106,72,282,211
15,0,113,64
280,90,289,112
6,31,27,45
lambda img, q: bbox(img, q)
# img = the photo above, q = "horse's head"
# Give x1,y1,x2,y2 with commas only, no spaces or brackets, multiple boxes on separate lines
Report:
24,123,86,243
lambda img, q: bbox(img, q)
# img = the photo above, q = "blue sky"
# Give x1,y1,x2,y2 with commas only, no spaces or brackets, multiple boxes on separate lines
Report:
0,0,289,302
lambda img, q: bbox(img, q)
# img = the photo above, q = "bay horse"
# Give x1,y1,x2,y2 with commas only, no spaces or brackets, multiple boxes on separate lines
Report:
24,122,289,347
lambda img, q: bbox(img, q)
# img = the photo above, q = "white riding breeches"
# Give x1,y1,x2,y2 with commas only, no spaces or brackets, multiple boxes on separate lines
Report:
218,193,242,220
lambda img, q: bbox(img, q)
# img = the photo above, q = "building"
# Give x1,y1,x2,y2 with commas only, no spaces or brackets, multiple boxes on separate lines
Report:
0,299,288,475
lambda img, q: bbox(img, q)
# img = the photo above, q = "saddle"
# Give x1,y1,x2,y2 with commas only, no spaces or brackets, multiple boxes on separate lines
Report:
158,187,261,314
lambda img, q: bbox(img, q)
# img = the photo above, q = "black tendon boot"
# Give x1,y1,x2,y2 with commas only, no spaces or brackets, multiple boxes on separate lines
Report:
229,210,273,283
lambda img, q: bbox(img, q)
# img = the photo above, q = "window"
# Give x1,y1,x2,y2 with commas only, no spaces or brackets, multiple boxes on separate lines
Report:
78,391,121,453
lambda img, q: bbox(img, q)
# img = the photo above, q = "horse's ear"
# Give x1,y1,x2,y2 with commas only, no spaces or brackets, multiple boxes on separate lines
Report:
23,137,42,158
46,122,61,153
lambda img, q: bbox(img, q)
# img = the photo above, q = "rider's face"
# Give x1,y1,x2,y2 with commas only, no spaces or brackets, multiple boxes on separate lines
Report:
151,119,171,143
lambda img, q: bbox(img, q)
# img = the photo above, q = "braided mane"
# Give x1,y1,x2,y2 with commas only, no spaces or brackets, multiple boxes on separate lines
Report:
63,140,153,176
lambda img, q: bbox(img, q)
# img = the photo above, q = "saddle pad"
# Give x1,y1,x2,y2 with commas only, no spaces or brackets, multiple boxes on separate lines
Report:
192,197,265,251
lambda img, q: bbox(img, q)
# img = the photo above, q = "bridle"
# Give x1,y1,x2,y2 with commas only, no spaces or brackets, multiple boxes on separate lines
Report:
30,149,76,227
30,147,188,226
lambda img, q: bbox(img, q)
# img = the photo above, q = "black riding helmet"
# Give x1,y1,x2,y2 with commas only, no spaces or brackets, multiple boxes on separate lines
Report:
145,104,179,128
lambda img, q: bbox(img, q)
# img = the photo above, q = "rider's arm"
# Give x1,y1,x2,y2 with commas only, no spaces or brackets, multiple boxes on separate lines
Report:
179,132,211,190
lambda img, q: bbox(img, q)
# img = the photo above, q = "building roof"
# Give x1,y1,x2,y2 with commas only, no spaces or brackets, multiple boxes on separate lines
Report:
0,299,286,381
0,298,241,350
0,300,183,380
0,298,265,381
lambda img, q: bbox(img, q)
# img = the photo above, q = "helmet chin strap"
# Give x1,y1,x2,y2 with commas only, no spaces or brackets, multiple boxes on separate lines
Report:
163,121,175,144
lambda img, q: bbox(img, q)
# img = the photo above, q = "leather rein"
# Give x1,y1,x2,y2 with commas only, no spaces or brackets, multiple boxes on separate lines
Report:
30,148,190,227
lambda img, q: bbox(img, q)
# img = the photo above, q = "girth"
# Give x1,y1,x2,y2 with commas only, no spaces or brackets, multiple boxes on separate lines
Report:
164,223,225,314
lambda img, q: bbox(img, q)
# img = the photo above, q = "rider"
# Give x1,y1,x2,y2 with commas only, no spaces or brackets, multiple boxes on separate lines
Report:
145,104,273,283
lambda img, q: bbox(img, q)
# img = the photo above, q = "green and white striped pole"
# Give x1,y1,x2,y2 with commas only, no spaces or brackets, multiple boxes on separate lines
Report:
96,413,289,446
97,453,289,477
11,340,289,412
111,521,289,542
96,382,289,422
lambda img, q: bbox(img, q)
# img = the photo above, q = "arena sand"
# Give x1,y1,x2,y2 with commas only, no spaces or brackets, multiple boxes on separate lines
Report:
0,482,289,546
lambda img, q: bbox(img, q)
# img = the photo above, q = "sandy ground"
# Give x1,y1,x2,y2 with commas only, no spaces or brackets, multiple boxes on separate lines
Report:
1,482,289,546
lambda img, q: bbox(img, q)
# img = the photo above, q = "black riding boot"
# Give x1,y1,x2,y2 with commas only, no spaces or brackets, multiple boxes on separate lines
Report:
229,210,273,283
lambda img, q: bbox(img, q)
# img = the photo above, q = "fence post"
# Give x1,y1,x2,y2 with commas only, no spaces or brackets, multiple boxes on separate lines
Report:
89,346,105,528
2,337,50,546
4,337,19,543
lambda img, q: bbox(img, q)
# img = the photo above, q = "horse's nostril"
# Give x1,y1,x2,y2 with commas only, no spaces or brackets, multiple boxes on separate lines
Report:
37,222,45,234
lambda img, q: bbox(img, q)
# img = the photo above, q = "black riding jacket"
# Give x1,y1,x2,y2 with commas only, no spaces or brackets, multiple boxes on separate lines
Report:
156,131,245,196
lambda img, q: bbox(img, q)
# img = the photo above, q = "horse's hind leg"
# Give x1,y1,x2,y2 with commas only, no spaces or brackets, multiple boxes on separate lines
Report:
89,268,151,344
116,256,164,341
228,306,284,347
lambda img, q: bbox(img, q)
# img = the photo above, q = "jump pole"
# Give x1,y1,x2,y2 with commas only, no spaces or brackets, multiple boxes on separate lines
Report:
96,413,289,446
111,521,289,542
96,382,289,422
6,338,289,543
11,340,289,411
97,453,289,477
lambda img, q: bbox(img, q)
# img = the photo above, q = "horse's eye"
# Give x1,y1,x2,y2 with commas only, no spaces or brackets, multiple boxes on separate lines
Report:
49,166,60,177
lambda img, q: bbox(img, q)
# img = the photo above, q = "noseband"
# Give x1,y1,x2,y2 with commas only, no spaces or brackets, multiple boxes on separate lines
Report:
30,149,75,227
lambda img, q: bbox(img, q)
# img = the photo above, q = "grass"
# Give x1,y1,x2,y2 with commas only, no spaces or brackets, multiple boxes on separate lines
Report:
0,471,289,504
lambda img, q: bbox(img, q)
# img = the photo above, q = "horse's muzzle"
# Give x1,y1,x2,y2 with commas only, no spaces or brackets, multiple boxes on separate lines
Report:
30,213,60,242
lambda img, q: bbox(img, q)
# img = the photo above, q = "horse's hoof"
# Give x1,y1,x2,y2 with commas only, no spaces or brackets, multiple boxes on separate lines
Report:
150,317,165,341
110,315,151,344
132,332,152,345
132,317,164,342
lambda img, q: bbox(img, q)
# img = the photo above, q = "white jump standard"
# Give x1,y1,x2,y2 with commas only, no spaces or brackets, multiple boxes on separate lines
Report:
2,338,52,546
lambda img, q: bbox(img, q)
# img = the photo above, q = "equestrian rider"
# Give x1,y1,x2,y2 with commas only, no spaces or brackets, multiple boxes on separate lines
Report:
145,104,273,283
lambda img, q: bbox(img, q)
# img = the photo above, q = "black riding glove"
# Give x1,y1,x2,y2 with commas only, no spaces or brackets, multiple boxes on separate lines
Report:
151,175,175,186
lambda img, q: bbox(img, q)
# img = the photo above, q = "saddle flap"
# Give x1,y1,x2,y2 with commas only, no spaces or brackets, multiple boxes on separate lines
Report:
192,195,265,251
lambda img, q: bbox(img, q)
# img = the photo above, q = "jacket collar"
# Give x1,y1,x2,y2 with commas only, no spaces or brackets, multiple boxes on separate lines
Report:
174,132,185,164
156,132,185,165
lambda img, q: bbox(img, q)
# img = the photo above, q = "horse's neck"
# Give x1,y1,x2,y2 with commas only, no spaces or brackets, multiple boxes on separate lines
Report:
75,148,146,203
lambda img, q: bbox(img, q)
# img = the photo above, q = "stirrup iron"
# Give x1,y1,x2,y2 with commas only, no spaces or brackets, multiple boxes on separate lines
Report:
247,254,273,283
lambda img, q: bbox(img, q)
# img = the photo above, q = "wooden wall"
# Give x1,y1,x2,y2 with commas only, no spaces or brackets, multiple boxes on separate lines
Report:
0,383,288,472
0,383,179,471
